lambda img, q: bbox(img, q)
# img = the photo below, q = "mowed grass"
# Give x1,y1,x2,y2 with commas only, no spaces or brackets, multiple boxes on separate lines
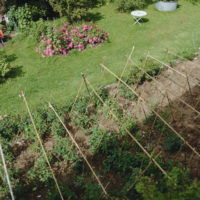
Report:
1,0,200,115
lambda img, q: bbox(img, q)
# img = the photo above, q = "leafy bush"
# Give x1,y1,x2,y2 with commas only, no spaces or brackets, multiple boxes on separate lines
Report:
36,22,109,57
126,58,161,86
83,182,103,200
47,0,102,22
119,84,136,100
7,2,52,31
117,0,152,12
136,167,200,200
0,51,12,81
164,133,183,153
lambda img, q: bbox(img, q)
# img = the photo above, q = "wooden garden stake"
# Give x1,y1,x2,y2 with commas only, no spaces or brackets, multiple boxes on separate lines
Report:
100,63,200,159
21,93,64,200
126,151,161,193
70,80,84,114
49,103,108,197
85,76,171,180
165,92,175,121
140,99,147,120
129,58,200,118
81,73,91,98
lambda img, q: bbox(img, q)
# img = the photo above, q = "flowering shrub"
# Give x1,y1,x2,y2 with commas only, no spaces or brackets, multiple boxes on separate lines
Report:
36,22,109,58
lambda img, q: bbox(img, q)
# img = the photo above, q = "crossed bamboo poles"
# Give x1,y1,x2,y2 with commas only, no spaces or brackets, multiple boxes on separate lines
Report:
5,47,199,199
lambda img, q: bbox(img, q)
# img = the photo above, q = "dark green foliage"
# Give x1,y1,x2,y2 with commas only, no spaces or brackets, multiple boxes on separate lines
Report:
117,0,153,12
83,182,103,200
136,167,200,200
0,116,19,140
89,126,106,153
6,1,53,31
126,58,161,86
74,96,90,115
164,133,183,153
119,84,136,100
93,88,109,107
46,180,77,200
47,0,102,22
103,149,135,174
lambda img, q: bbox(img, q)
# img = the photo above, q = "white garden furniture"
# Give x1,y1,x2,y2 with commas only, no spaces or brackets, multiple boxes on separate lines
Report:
131,10,147,25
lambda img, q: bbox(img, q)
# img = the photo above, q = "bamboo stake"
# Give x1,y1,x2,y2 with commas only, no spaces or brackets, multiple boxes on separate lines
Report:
100,64,200,159
0,143,15,200
85,77,171,180
70,80,84,114
49,103,108,197
116,46,135,89
129,58,200,118
81,73,91,98
21,93,64,200
166,49,200,73
165,92,175,121
148,54,200,87
185,71,193,97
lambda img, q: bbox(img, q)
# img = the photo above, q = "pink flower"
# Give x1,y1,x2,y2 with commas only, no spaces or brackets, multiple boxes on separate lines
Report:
41,39,46,43
69,42,73,48
62,27,67,31
64,23,68,26
41,54,46,58
35,46,39,52
62,50,67,55
47,40,52,44
44,49,48,55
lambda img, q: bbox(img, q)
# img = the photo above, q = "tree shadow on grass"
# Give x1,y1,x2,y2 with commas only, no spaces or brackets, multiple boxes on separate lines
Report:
82,12,104,23
6,53,17,62
0,65,24,84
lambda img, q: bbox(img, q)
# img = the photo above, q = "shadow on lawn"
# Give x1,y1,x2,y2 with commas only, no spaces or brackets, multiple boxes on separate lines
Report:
0,65,24,84
0,53,24,84
83,12,104,23
140,18,149,23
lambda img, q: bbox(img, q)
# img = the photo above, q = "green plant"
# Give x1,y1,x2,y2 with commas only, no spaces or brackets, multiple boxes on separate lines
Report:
16,4,33,31
136,167,200,200
89,126,107,153
0,51,12,80
47,0,102,22
83,182,103,200
119,84,136,100
117,0,152,12
164,133,183,153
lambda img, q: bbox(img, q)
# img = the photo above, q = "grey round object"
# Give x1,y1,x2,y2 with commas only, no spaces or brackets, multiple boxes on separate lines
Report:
156,1,178,12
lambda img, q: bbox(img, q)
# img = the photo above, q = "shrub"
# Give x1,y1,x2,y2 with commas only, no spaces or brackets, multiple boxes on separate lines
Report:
117,0,152,12
0,51,12,81
7,2,52,31
164,133,183,153
47,0,102,22
136,167,200,200
36,22,109,58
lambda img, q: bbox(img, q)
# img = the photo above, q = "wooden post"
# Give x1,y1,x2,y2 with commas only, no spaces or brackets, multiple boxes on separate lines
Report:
81,73,91,98
21,93,64,200
49,103,108,197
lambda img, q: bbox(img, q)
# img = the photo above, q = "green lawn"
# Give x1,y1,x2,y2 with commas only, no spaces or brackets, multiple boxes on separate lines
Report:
1,0,200,115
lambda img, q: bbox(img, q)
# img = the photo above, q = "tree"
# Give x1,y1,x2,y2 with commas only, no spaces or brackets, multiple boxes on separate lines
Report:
47,0,101,22
0,0,6,15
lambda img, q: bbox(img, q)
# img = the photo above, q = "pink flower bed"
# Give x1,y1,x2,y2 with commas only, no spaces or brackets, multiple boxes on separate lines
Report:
36,22,109,58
